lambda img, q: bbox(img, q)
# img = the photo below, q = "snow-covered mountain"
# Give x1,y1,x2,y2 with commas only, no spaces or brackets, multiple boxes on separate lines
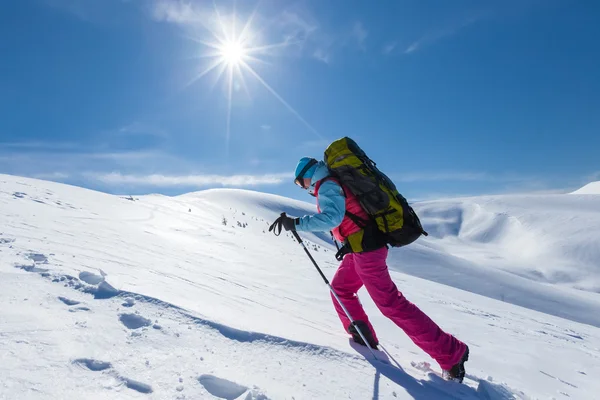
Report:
571,181,600,194
1,174,599,399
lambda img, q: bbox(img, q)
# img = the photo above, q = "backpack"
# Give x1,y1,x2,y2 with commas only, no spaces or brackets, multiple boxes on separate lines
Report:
323,137,428,251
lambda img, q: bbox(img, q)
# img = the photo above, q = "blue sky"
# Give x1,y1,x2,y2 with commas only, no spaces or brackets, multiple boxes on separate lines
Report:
1,0,599,201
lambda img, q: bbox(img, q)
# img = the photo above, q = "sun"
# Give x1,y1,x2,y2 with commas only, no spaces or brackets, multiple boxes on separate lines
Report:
185,4,321,154
219,40,246,66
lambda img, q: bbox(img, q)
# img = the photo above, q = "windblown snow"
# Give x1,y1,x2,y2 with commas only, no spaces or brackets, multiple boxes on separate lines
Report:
1,174,599,399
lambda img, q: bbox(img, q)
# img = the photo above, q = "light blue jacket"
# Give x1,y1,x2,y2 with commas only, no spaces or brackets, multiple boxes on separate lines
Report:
296,161,346,232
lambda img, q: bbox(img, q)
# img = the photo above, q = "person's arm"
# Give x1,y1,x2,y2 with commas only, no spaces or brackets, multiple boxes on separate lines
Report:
296,180,345,232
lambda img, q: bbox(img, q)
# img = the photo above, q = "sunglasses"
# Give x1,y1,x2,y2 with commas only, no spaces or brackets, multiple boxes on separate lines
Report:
294,177,306,189
294,159,317,189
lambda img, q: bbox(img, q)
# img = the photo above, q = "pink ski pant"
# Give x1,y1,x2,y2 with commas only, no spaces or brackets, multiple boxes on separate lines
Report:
330,247,466,370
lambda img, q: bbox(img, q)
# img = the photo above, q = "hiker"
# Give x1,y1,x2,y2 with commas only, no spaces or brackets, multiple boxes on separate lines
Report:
272,155,469,382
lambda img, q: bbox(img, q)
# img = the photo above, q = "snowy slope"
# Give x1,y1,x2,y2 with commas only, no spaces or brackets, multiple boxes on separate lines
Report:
571,181,600,194
1,174,600,399
391,193,600,327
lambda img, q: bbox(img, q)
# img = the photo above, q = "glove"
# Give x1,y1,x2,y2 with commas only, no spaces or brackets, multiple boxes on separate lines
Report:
281,215,298,231
269,213,299,236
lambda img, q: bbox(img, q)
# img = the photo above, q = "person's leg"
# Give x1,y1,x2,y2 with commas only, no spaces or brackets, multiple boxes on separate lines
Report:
330,254,378,343
355,247,466,370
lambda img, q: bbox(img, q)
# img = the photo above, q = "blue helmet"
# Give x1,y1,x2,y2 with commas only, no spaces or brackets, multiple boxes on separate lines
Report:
294,157,318,182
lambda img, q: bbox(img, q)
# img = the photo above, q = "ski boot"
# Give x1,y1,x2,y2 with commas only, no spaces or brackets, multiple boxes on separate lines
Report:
348,320,378,349
442,345,469,383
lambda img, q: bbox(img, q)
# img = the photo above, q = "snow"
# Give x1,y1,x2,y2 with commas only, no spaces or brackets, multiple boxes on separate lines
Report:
1,173,600,399
571,181,600,194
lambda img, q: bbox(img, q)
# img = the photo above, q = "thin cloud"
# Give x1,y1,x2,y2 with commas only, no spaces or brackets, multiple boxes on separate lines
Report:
394,171,490,182
586,171,600,182
31,172,70,181
298,139,330,150
277,10,319,44
391,171,552,184
118,122,169,138
0,141,81,151
150,2,344,65
0,141,292,189
151,0,209,25
0,144,192,177
89,172,292,187
405,14,484,54
275,9,334,63
312,48,331,64
352,22,368,51
0,143,167,165
382,41,397,55
260,124,272,131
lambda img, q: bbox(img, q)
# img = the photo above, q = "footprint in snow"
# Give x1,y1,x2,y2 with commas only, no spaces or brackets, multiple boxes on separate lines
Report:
198,375,270,400
69,307,91,313
73,359,152,393
119,313,152,329
58,296,80,306
79,271,104,285
121,297,135,307
120,377,153,394
58,296,90,311
15,264,49,273
198,375,248,400
93,281,120,299
73,358,112,371
27,252,48,264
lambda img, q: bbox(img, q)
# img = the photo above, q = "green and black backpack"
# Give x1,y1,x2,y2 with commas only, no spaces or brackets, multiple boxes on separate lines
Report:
324,137,428,252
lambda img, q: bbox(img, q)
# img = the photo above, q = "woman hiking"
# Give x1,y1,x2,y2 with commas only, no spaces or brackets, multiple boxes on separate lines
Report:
271,156,469,382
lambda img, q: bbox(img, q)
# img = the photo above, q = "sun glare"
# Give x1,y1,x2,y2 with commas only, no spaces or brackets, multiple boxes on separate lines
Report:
220,41,246,66
187,4,321,154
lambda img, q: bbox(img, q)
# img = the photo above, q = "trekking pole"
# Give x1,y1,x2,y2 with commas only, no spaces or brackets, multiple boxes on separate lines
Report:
288,225,379,361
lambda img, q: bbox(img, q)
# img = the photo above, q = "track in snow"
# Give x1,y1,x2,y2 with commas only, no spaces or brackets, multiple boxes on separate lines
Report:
2,248,526,400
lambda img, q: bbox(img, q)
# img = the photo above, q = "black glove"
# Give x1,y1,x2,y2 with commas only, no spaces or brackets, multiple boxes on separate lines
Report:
282,215,298,231
269,213,299,236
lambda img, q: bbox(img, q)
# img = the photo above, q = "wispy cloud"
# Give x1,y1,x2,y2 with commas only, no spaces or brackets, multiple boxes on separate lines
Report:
405,14,484,54
260,124,272,131
393,171,490,183
586,171,600,182
275,10,334,64
150,1,366,65
31,172,70,181
0,140,291,190
312,48,331,64
382,41,397,55
0,141,187,177
276,10,318,43
117,121,169,138
151,0,210,25
88,172,291,187
390,170,555,184
0,141,81,151
352,22,368,51
298,139,330,150
392,170,595,197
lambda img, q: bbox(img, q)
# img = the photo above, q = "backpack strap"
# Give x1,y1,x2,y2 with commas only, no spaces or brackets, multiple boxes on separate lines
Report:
315,177,371,237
